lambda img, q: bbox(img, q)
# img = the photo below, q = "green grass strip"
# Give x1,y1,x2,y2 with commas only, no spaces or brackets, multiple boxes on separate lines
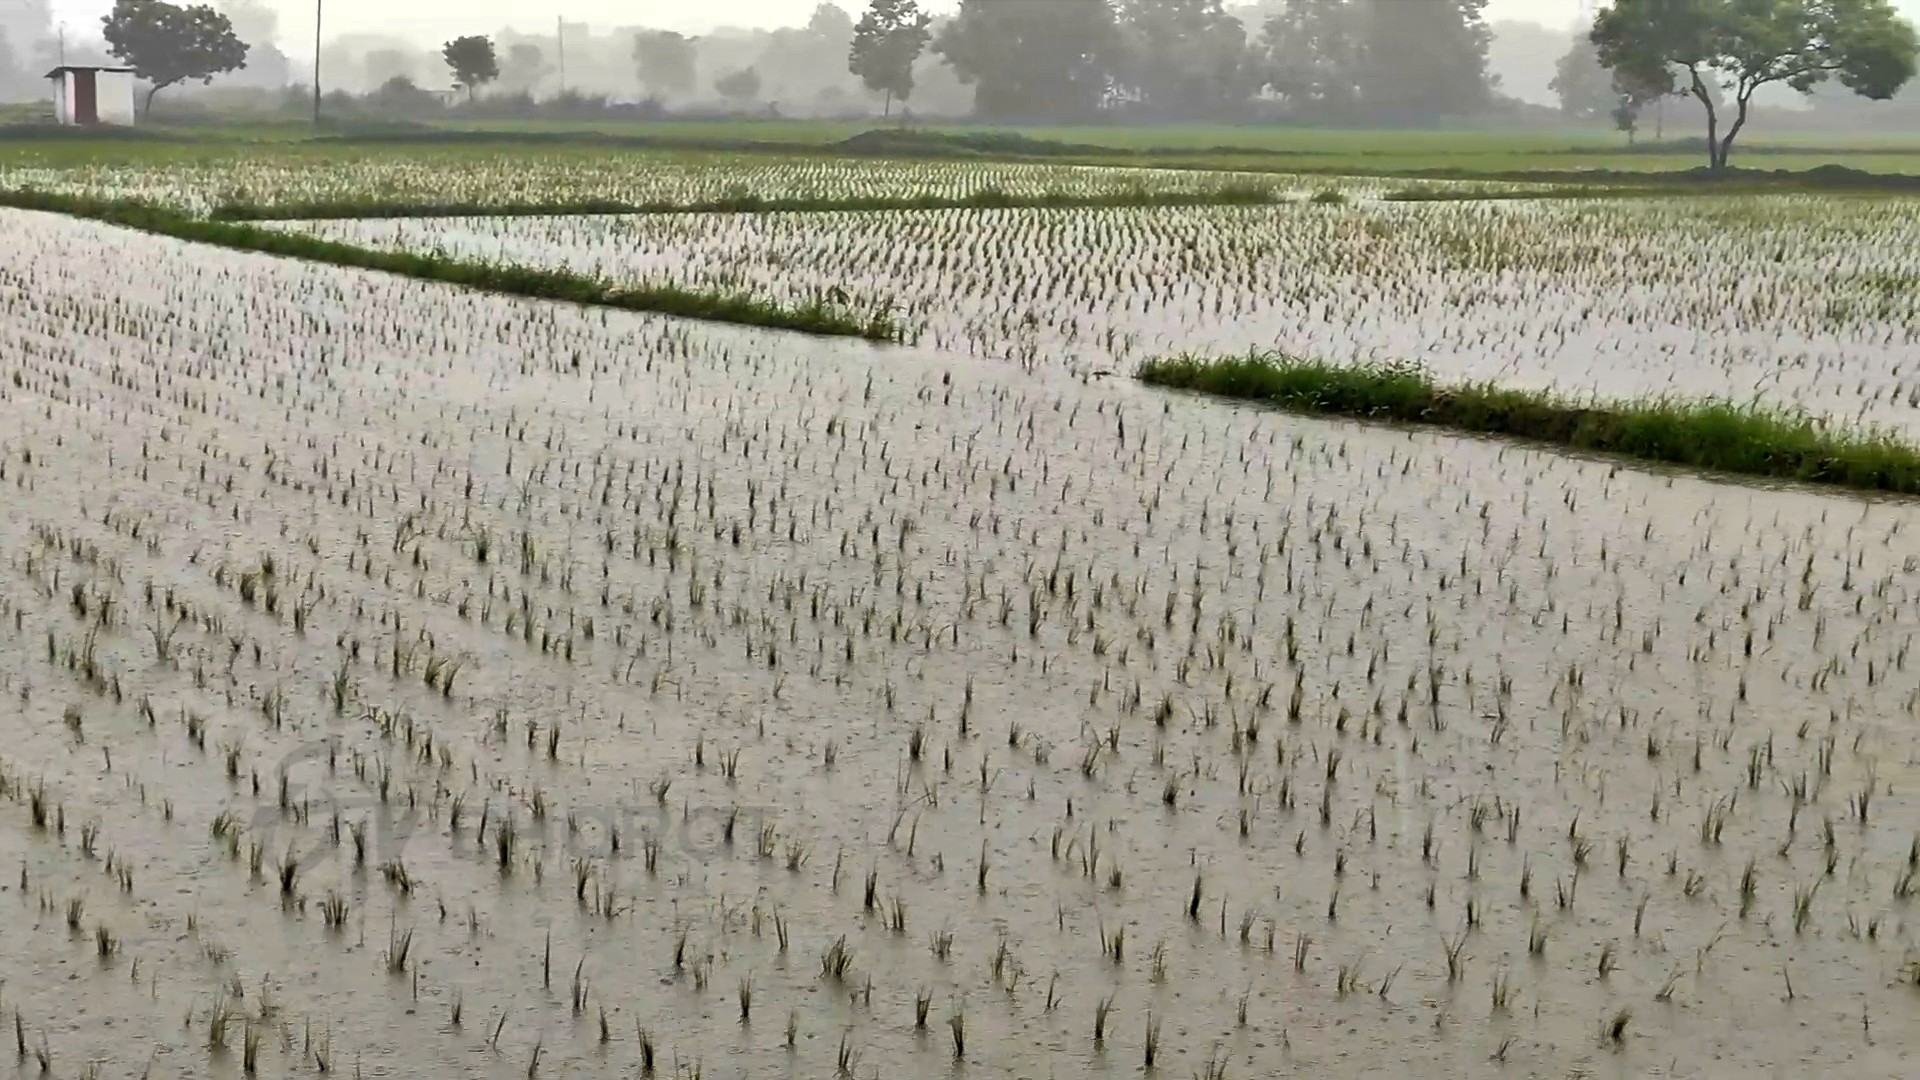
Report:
205,184,1283,222
1137,352,1920,497
0,189,897,341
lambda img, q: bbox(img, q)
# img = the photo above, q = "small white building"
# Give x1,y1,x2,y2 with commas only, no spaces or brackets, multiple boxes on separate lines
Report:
46,66,138,126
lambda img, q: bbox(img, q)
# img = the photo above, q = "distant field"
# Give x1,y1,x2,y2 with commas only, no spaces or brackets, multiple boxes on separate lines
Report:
440,117,1920,151
4,118,1920,181
0,145,1515,218
430,119,1920,175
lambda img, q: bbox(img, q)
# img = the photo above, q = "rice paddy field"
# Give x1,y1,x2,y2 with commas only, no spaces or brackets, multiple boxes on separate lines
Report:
0,146,1532,219
2,136,1920,1080
0,154,1251,216
280,196,1920,430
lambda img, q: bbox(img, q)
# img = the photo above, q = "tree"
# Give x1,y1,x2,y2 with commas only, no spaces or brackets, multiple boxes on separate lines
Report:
757,12,863,107
1260,0,1489,123
934,0,1120,120
1115,0,1255,119
714,66,762,105
1592,0,1919,171
809,3,856,42
633,30,697,100
100,0,249,115
1610,63,1673,143
442,35,499,100
849,0,932,117
364,49,416,89
1352,0,1492,123
501,42,551,95
1261,0,1365,117
365,74,442,117
1550,35,1615,120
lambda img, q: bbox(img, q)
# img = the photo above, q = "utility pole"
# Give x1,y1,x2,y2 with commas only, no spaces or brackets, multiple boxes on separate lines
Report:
57,23,66,65
312,0,323,125
557,16,566,96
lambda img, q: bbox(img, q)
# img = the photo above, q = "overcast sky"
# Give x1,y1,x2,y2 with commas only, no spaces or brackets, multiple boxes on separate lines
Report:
44,0,1920,48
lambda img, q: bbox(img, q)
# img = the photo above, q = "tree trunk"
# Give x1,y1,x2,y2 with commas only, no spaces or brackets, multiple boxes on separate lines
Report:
1717,90,1753,173
883,89,892,119
144,83,164,118
1686,67,1720,171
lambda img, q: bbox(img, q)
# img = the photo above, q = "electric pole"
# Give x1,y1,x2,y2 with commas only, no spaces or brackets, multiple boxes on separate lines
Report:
313,0,323,125
557,16,566,96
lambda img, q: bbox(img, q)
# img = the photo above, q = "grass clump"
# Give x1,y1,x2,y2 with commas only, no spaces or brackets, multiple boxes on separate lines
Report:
1137,351,1920,497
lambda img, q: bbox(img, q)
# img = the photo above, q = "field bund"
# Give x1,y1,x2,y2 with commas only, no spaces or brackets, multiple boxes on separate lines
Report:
1138,353,1920,497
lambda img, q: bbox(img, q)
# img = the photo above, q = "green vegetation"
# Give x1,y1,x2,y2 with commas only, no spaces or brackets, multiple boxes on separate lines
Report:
849,0,935,118
1137,352,1920,496
442,35,503,101
0,190,896,341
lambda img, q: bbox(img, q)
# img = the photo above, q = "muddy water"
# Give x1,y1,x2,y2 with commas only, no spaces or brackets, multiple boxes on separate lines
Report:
0,207,1917,1079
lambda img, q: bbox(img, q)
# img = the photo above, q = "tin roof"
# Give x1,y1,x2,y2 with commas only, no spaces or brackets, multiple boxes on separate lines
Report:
44,66,137,78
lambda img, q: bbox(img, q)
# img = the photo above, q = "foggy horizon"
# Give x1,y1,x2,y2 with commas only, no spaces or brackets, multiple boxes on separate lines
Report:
47,0,1919,49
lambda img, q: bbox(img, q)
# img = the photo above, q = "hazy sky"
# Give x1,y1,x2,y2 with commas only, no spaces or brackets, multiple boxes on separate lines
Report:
44,0,1920,48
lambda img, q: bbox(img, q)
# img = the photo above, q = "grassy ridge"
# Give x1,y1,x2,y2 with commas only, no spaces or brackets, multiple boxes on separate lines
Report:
1137,353,1920,497
205,184,1284,222
0,189,897,341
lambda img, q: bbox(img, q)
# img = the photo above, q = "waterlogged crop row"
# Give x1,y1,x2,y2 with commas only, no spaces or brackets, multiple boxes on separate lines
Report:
0,209,1917,1079
278,195,1920,431
0,150,1505,217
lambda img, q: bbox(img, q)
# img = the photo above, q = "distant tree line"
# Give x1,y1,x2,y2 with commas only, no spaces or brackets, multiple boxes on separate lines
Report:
923,0,1500,124
5,0,1511,125
322,6,907,120
335,1,1506,126
7,0,1917,153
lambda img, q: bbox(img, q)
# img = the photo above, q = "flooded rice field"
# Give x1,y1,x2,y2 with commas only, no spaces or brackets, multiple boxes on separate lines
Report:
0,153,1508,217
279,196,1920,432
1,205,1919,1080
